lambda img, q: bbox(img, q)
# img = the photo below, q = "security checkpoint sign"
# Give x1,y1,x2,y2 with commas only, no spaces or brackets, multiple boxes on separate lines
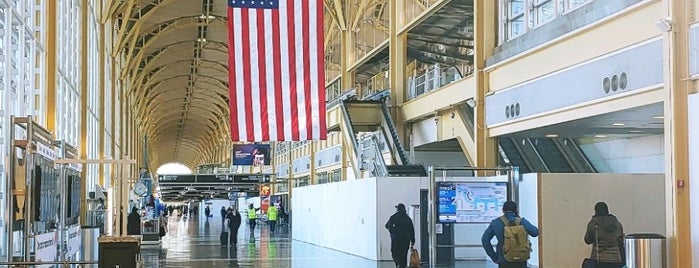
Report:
67,224,81,257
35,231,57,268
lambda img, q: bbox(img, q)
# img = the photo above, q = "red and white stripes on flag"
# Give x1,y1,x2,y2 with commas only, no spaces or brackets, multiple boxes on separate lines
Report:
227,0,326,142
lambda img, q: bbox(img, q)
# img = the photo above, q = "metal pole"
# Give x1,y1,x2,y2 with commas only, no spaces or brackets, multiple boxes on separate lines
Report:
428,166,436,268
23,120,33,262
115,164,121,236
6,116,15,262
121,164,128,236
58,142,67,261
509,166,518,203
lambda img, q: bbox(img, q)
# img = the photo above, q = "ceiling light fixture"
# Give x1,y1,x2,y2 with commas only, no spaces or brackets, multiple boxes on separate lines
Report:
197,38,207,42
652,116,664,119
594,134,607,138
629,130,643,133
611,123,625,126
199,14,215,19
545,134,558,138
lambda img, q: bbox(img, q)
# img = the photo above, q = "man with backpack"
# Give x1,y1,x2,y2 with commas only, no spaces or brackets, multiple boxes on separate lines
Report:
385,203,415,268
481,201,539,268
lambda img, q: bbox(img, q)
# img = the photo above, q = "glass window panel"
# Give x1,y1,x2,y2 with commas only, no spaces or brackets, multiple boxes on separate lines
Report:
535,0,556,25
508,16,526,38
508,0,525,17
568,0,589,10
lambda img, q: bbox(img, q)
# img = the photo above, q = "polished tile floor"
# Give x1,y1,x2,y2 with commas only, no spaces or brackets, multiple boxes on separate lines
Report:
141,215,497,268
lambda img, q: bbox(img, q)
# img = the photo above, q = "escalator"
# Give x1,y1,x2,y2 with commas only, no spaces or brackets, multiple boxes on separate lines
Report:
338,92,427,178
498,137,596,173
498,138,532,174
531,138,574,173
339,101,362,179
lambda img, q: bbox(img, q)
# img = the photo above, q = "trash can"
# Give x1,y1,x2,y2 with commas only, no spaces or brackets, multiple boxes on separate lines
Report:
98,236,141,268
625,233,666,268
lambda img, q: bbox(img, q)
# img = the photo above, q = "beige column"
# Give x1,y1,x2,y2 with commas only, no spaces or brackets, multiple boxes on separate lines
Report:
389,0,408,145
663,0,692,266
80,0,89,225
473,0,498,167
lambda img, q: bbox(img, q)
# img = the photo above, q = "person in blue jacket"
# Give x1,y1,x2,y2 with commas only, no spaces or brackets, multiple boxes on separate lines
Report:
481,201,539,268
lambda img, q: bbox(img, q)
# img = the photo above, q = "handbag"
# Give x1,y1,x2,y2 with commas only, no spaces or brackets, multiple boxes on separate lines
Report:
582,222,600,268
582,258,598,268
409,247,420,268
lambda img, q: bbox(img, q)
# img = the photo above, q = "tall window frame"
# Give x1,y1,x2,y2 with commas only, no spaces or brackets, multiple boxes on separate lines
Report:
501,0,594,42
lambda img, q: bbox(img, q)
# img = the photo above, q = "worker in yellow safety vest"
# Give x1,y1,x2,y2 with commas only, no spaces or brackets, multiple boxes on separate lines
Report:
247,204,259,235
268,203,278,233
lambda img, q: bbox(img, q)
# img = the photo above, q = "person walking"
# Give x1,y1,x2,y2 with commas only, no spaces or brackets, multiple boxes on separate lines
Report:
220,206,227,225
127,207,141,235
247,204,259,236
584,202,625,268
267,203,278,233
384,203,415,268
481,201,539,268
227,207,242,247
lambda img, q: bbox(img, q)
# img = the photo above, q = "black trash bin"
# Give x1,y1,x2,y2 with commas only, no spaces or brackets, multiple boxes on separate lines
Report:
98,236,141,268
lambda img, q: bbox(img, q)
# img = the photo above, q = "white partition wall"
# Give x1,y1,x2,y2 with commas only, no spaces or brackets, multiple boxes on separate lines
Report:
537,173,665,268
292,177,427,261
376,177,425,260
292,179,379,259
518,173,540,267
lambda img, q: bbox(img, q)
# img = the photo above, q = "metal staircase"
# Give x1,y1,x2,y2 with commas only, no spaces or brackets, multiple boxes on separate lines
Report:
337,89,427,178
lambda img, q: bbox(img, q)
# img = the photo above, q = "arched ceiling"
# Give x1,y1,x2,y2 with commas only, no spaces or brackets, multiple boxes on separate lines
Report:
112,0,232,169
109,0,390,170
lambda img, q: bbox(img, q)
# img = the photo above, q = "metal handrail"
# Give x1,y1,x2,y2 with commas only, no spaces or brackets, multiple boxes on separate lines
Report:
339,101,362,179
368,135,388,178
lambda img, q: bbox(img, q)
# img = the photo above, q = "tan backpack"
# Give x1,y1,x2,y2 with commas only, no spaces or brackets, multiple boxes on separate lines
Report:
500,216,532,262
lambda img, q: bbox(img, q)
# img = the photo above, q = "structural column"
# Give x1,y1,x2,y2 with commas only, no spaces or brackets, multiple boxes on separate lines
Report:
473,0,498,167
389,0,407,146
80,0,90,225
46,0,57,132
99,0,107,187
663,0,692,266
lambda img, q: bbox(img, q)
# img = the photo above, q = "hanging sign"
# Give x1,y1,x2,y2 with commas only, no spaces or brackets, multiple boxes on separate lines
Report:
67,224,81,256
36,143,57,160
35,231,57,268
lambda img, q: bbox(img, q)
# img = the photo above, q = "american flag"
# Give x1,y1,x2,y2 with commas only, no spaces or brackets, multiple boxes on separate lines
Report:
227,0,326,141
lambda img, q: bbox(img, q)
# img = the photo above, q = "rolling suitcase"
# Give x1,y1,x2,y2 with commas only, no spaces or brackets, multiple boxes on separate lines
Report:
220,231,229,246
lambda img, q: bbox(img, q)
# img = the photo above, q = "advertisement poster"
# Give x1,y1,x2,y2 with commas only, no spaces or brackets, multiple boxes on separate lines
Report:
35,231,57,268
67,225,81,257
232,144,271,166
438,182,508,223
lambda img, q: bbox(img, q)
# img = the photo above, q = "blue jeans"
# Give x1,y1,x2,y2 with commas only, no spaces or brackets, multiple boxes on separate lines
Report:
269,220,276,232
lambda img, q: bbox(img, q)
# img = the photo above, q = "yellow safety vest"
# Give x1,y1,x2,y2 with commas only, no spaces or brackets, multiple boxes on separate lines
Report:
247,208,257,219
268,207,278,221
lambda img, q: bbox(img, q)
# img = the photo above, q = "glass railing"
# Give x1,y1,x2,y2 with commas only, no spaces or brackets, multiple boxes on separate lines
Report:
407,64,468,100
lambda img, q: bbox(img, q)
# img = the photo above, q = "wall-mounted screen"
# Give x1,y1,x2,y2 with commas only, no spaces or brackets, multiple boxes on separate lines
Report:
437,181,509,223
232,144,271,166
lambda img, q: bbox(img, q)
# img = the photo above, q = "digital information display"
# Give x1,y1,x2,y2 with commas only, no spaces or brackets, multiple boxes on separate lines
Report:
438,182,508,223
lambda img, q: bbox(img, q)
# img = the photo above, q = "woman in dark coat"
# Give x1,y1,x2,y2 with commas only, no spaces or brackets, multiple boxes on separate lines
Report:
127,207,141,235
584,202,625,268
226,208,242,246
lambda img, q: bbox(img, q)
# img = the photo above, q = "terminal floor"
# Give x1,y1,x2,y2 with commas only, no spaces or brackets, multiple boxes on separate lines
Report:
141,216,498,268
